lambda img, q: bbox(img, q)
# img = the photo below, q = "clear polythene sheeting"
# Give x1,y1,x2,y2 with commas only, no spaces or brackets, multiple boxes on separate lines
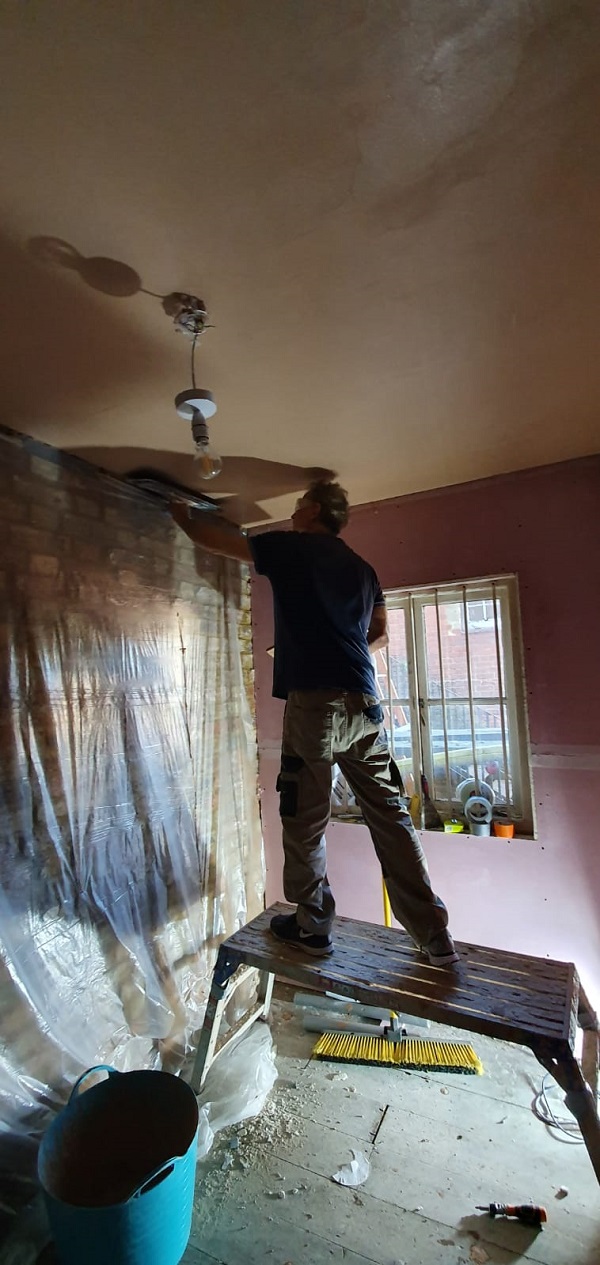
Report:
0,556,264,1196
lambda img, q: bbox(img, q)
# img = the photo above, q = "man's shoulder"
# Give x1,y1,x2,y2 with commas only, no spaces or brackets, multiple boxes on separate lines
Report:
248,529,298,573
336,537,379,578
250,529,293,544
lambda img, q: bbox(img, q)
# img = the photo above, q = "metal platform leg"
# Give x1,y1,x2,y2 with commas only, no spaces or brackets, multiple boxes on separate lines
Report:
534,1041,600,1186
579,986,599,1106
190,945,275,1094
258,964,275,1017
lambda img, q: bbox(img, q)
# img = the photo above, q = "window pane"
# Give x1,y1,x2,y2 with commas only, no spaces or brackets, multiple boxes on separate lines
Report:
388,607,410,699
385,703,416,797
427,700,512,806
423,602,469,699
478,701,512,809
331,764,360,816
372,606,415,793
373,607,410,701
466,597,504,696
427,703,471,801
422,596,507,701
371,646,389,700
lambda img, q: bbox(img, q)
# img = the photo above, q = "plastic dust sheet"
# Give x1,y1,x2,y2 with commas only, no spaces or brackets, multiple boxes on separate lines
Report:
196,1023,278,1159
0,457,264,1212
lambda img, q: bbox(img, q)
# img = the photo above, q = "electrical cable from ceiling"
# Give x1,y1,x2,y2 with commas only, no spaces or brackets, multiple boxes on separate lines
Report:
164,292,222,480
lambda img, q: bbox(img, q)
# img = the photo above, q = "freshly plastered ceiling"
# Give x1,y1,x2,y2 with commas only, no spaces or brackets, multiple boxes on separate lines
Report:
1,1,599,524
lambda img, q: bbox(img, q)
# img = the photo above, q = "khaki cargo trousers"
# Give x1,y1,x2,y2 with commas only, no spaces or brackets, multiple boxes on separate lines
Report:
276,690,449,947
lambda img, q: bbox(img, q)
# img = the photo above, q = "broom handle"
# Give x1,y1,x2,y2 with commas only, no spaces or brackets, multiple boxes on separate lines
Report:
381,879,402,1024
303,1016,386,1036
382,878,393,928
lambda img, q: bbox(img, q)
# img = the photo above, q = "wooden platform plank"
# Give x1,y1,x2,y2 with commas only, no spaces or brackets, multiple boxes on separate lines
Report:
325,919,572,996
219,904,577,1052
293,938,571,1019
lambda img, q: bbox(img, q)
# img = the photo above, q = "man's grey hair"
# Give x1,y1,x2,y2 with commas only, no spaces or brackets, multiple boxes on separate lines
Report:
306,480,350,535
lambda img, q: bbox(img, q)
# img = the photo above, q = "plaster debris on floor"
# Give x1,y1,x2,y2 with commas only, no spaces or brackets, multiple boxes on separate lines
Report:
180,987,600,1265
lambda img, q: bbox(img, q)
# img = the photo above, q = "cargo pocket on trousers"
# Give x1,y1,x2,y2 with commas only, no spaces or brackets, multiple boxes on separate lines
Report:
276,753,304,818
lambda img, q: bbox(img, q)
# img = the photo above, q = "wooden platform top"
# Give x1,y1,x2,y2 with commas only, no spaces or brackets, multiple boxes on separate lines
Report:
220,903,579,1053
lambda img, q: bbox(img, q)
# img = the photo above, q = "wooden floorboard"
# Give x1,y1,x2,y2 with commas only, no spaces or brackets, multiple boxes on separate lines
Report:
188,989,600,1265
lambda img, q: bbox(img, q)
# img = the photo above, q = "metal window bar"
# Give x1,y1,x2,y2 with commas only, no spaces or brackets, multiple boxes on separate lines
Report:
461,585,480,795
492,581,511,809
434,587,452,804
408,594,426,828
385,636,395,754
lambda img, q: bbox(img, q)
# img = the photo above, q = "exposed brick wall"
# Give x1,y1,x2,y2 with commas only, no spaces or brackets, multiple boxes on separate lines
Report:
0,425,263,1148
1,431,255,699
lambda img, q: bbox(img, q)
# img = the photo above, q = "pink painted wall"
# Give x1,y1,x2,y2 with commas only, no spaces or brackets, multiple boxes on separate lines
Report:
251,457,600,1009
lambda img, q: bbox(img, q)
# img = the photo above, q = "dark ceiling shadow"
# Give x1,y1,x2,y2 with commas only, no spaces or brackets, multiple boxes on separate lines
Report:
66,446,336,524
27,236,158,298
0,230,173,430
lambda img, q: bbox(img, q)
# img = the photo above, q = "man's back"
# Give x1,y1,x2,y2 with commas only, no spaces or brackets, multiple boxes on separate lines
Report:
250,530,383,699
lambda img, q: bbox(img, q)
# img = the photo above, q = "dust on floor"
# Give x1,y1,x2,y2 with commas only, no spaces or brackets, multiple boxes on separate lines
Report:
184,985,599,1265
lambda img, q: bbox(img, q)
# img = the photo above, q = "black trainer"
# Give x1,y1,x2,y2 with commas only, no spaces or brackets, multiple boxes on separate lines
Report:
422,930,460,967
270,912,333,957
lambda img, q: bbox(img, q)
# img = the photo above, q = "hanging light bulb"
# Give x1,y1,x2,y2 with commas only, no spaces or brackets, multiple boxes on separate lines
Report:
190,408,222,479
166,296,223,477
175,389,221,480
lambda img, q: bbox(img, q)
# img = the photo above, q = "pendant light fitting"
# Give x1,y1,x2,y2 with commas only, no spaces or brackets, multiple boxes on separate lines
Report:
164,292,221,478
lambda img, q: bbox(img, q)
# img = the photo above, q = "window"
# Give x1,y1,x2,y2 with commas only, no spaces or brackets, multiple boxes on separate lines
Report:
446,599,495,632
332,575,534,835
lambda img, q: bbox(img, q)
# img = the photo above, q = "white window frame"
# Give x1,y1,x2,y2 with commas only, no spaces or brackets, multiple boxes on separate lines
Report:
332,574,535,836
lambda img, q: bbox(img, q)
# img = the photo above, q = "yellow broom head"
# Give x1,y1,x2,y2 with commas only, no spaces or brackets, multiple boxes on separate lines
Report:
312,1032,484,1074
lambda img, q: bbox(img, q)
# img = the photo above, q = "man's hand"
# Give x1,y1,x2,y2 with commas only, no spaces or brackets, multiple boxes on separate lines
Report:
170,502,253,564
367,604,389,651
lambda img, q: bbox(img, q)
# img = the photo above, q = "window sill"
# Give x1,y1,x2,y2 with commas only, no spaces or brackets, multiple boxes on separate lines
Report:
425,827,536,843
331,814,536,842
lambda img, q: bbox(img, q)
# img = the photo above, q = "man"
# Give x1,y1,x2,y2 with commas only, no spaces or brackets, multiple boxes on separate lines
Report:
171,481,458,966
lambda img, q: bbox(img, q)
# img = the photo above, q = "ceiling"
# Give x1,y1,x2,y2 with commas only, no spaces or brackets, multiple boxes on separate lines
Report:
1,1,599,525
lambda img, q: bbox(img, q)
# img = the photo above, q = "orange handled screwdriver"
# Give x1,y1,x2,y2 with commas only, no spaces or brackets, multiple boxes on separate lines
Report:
477,1204,547,1227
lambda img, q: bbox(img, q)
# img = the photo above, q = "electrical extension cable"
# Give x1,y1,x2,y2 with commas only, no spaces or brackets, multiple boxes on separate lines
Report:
532,1072,583,1143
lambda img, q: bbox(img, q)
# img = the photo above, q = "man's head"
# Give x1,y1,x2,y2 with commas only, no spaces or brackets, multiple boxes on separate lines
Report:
292,480,350,535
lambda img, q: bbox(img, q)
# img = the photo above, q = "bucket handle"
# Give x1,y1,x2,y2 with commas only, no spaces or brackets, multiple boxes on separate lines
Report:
131,1158,178,1200
69,1064,119,1104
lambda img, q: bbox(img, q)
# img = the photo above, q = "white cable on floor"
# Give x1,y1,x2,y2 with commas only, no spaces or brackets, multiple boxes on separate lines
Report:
532,1073,583,1143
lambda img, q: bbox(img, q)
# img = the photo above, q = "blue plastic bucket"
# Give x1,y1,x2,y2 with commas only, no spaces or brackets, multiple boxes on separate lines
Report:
38,1065,199,1265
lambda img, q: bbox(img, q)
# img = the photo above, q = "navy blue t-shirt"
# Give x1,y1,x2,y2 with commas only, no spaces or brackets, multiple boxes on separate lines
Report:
249,531,385,699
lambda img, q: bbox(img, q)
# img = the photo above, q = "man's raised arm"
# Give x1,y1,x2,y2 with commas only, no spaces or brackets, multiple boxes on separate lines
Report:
170,503,253,563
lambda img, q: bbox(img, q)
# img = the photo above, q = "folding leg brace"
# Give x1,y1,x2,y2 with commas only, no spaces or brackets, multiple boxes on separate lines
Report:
190,945,274,1093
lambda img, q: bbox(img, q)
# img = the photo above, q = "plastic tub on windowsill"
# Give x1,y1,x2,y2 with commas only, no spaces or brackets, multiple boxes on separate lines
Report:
492,821,515,838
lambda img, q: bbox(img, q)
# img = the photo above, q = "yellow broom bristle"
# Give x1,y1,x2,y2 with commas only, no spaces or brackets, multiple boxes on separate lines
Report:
312,1032,483,1074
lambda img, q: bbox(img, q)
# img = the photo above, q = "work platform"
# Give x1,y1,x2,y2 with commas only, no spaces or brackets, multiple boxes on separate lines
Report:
191,903,600,1184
